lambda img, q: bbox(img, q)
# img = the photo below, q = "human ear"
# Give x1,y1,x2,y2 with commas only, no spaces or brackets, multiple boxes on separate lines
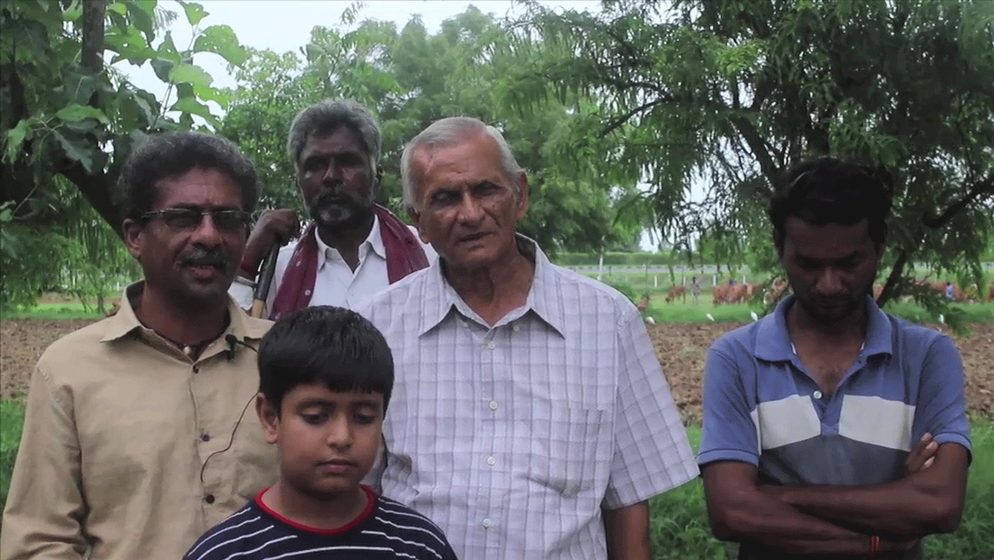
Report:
255,393,281,445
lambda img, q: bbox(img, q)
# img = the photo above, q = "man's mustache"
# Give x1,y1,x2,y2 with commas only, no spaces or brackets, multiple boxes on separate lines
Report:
181,248,228,268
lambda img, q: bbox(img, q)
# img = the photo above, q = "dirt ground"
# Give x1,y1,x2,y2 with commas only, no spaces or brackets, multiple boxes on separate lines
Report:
2,318,993,420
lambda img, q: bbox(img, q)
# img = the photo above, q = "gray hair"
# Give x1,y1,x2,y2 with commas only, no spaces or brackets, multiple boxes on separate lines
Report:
400,117,524,210
286,99,381,170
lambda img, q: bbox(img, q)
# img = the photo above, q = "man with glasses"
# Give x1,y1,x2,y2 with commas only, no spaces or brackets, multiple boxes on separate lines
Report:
1,132,279,560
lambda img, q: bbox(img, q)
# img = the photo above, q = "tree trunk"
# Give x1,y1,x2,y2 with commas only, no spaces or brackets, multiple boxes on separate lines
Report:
878,248,911,307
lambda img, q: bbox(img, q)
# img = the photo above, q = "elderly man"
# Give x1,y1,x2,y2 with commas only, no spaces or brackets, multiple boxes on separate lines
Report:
699,157,971,559
1,132,278,560
359,117,698,559
230,99,432,318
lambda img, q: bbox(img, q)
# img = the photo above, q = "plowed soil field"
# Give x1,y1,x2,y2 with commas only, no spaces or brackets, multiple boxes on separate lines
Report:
3,319,993,420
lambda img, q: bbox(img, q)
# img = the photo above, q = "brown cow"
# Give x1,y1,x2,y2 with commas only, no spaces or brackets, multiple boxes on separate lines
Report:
987,284,994,302
725,284,749,304
712,284,730,304
764,279,790,305
665,285,687,303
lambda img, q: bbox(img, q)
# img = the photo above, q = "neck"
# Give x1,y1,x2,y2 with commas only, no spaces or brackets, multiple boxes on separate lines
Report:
316,212,375,269
787,299,868,341
444,243,535,326
263,481,369,531
134,285,229,346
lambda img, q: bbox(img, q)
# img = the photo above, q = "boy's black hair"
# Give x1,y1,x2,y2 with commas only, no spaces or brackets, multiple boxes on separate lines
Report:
769,156,893,250
258,306,394,414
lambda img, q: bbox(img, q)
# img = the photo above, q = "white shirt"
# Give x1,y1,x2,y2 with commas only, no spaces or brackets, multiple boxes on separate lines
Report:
230,215,435,315
358,237,698,560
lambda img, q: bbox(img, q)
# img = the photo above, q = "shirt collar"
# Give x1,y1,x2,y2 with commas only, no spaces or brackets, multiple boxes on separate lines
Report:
416,234,566,337
100,281,270,343
753,294,893,361
314,214,385,268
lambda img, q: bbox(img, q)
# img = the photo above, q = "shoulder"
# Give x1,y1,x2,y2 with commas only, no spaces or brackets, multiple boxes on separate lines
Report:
546,265,641,324
184,502,266,559
358,266,433,319
36,317,118,373
374,495,451,547
886,313,950,350
708,320,762,359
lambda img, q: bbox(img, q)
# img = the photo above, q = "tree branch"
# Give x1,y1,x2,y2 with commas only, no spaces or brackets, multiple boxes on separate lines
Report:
599,97,670,138
922,175,994,229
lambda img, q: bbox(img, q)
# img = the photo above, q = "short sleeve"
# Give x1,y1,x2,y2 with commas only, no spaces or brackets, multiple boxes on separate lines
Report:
602,311,698,509
697,344,761,468
912,335,971,456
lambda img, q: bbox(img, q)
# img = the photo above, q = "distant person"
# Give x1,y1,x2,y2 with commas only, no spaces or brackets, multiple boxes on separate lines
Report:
1,132,279,559
698,157,970,558
691,275,702,303
945,281,955,300
360,117,698,559
184,306,457,560
729,277,736,286
230,99,433,318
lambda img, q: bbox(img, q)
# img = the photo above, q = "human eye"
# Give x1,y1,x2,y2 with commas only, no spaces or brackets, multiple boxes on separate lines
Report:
213,210,251,231
430,190,458,206
300,410,329,425
473,182,500,197
163,208,202,229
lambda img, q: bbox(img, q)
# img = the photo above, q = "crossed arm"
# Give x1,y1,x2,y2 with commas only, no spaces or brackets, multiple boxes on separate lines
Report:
701,437,969,555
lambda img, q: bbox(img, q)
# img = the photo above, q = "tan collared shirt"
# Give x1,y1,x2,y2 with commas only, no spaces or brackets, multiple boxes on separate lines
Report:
1,284,279,560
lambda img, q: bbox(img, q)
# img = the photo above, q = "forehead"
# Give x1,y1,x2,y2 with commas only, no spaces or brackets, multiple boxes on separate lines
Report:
300,126,367,160
782,217,874,259
411,132,507,191
153,167,243,209
284,382,384,407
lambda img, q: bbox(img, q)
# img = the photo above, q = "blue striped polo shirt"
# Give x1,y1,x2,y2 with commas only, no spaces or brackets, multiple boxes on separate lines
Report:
698,295,970,486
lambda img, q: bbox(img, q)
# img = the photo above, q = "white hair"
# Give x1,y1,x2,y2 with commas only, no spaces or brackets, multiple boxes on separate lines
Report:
400,117,523,210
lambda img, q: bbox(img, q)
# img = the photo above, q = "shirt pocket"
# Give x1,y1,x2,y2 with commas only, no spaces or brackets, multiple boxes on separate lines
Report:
522,401,612,498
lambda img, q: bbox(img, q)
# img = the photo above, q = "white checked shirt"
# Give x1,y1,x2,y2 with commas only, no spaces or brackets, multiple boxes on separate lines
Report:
358,237,698,560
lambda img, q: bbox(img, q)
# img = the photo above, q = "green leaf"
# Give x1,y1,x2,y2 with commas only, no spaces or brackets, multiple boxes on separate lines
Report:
150,58,175,82
168,63,213,88
193,84,229,110
178,1,208,25
107,3,128,16
53,131,95,173
63,0,82,21
56,104,110,124
126,1,157,44
4,119,32,165
171,97,220,128
193,25,248,66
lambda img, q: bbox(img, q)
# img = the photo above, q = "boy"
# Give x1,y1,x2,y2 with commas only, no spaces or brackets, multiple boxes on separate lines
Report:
184,306,458,560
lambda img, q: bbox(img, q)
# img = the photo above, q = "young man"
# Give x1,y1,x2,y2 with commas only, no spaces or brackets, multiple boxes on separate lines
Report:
1,132,278,560
229,99,432,317
359,117,698,559
184,306,457,560
698,157,971,559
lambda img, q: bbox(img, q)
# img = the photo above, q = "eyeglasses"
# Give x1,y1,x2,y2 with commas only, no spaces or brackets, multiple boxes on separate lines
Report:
139,208,253,231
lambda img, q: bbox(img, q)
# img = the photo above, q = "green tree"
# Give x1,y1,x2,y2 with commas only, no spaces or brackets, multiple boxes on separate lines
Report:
1,0,247,307
505,0,994,305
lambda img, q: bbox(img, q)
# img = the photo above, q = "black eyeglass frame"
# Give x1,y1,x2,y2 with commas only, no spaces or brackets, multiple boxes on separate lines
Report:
138,207,254,231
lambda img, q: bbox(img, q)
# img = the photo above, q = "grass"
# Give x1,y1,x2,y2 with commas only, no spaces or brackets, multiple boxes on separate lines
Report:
1,302,103,320
0,399,25,517
0,403,990,557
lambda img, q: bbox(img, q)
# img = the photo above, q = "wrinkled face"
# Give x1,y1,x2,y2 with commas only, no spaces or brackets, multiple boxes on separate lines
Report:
779,217,881,324
258,384,383,499
407,132,528,271
123,167,248,308
296,127,378,230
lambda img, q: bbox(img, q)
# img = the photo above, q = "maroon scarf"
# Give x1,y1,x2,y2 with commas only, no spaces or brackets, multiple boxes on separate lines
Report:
269,205,429,320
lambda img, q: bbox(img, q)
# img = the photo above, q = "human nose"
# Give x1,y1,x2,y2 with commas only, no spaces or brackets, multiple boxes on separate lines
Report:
190,212,223,245
325,414,353,448
322,160,343,184
814,267,844,295
456,192,485,224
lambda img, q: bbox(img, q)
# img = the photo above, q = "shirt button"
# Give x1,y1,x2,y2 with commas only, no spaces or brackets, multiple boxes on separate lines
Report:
813,390,823,400
512,324,520,332
488,400,498,411
486,456,496,466
482,518,492,528
486,341,496,350
192,365,200,374
304,289,311,296
200,433,211,442
204,494,215,504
